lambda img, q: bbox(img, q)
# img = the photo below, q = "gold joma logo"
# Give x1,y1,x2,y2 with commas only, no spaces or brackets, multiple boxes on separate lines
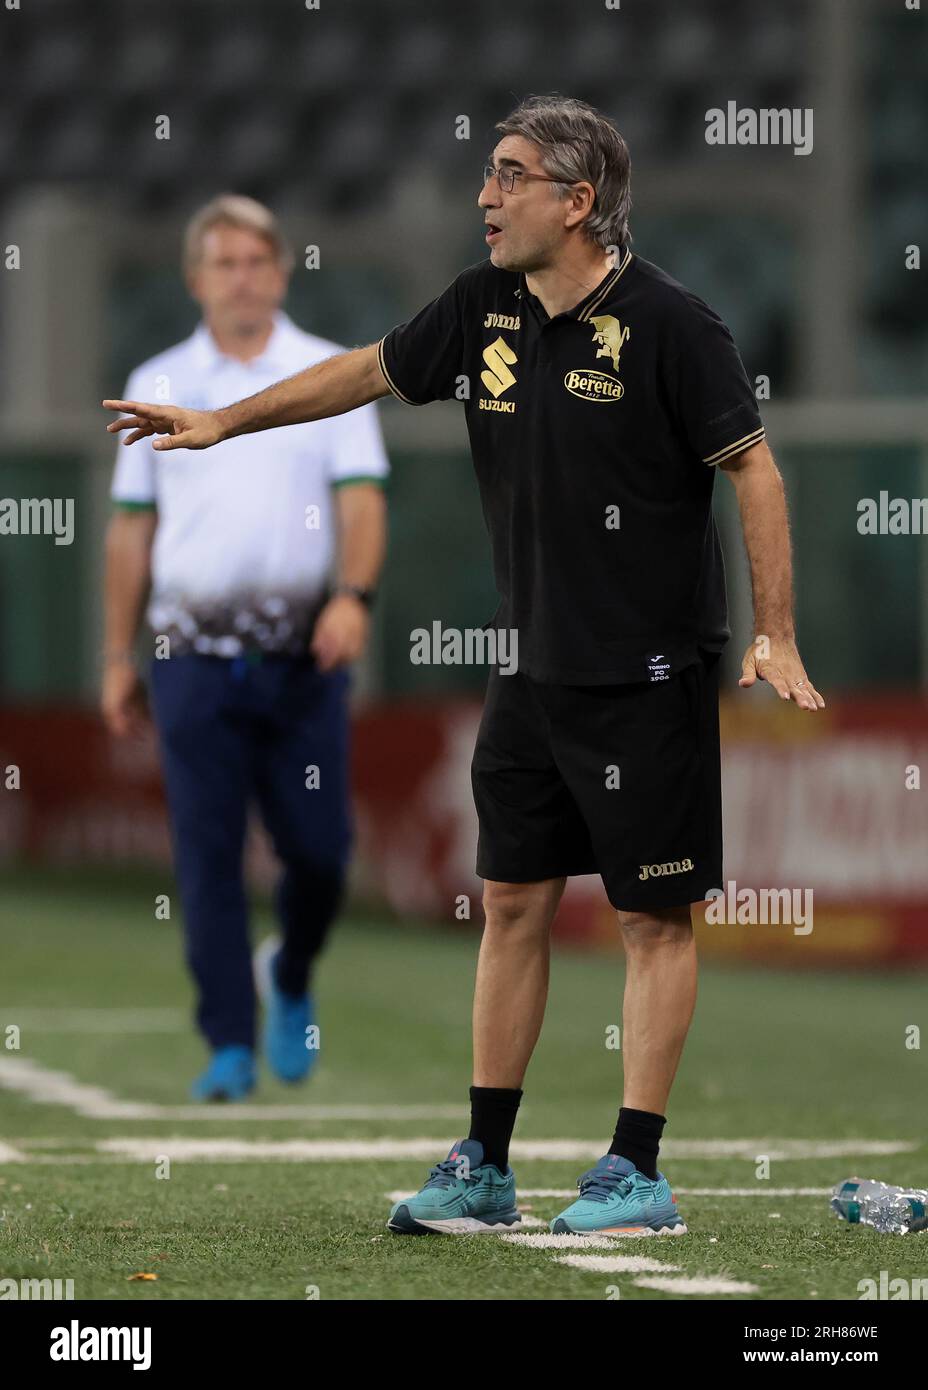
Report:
638,858,694,881
481,336,517,399
589,314,631,372
483,311,520,331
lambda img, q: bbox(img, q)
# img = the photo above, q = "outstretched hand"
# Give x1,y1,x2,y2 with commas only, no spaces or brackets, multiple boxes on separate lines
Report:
103,399,224,451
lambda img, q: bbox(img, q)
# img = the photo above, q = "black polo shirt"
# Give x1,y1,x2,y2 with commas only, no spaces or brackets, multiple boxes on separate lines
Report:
378,248,765,684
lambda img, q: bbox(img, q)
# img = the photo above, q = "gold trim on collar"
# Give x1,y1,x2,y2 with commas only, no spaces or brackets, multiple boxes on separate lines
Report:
577,248,633,322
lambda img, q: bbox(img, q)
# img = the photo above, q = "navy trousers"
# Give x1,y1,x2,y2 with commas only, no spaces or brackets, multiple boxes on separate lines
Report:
149,653,352,1050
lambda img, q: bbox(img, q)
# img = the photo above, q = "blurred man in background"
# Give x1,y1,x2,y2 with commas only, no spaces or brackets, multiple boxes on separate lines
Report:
101,195,388,1100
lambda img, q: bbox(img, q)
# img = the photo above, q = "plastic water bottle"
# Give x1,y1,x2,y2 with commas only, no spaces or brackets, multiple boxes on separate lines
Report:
831,1178,928,1234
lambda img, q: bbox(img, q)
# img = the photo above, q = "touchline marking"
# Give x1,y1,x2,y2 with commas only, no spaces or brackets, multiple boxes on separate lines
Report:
633,1275,760,1295
655,1140,916,1160
503,1233,636,1251
0,1141,26,1162
0,1062,917,1162
0,1058,462,1121
554,1255,683,1273
672,1187,832,1197
93,1138,915,1165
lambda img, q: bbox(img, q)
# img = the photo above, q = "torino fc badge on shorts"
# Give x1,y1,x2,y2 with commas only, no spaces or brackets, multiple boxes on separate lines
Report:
647,653,671,681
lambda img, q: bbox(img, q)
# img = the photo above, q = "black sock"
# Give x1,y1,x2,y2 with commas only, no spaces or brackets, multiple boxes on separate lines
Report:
608,1106,666,1180
468,1085,522,1173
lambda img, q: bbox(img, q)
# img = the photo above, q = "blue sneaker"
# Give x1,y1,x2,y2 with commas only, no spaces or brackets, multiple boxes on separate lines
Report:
550,1154,687,1237
254,936,317,1084
387,1139,521,1235
190,1045,256,1102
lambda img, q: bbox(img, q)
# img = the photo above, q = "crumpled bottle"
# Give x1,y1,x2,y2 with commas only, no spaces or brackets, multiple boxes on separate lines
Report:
831,1177,928,1234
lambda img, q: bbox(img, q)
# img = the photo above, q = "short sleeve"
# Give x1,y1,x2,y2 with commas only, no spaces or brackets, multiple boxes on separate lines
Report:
326,398,390,488
377,274,465,406
109,369,159,507
668,296,765,466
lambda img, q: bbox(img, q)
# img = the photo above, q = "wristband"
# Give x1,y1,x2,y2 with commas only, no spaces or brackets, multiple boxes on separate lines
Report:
332,584,376,610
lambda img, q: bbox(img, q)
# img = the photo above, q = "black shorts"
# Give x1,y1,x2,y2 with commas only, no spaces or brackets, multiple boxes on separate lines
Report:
471,650,723,912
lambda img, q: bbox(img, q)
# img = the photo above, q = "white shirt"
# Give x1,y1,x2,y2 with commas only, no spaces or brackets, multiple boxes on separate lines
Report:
110,310,389,656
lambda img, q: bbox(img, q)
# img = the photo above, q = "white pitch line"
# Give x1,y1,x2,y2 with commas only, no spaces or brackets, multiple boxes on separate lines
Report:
655,1140,917,1160
0,1141,26,1163
0,1058,462,1121
97,1138,459,1161
633,1275,759,1295
554,1255,682,1273
673,1187,832,1197
0,1061,918,1163
0,1008,186,1034
94,1138,924,1165
0,1057,136,1119
503,1233,630,1250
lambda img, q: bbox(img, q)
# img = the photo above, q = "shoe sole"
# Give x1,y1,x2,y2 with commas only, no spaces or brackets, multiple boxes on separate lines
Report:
387,1206,522,1236
550,1217,687,1237
190,1084,256,1103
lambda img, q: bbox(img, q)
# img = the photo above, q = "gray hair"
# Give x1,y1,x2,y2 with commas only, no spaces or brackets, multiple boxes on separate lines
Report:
495,95,632,250
183,194,295,275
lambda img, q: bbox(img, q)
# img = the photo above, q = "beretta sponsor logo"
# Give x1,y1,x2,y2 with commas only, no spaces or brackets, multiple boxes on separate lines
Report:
563,369,624,402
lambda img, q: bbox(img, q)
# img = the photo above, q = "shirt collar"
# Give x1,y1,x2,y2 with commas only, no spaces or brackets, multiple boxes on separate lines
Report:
190,310,298,371
516,245,634,323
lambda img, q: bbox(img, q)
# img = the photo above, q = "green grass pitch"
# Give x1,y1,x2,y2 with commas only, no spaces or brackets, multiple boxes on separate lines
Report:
0,868,926,1300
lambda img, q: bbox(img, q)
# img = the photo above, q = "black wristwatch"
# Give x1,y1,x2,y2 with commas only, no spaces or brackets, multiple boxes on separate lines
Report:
332,583,376,610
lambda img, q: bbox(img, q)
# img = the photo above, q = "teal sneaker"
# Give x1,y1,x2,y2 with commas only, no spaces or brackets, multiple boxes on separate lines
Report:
387,1139,521,1236
190,1045,256,1102
550,1153,687,1237
254,935,317,1084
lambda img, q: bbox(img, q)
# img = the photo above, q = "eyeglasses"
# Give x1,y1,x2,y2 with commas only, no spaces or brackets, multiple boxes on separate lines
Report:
482,163,575,194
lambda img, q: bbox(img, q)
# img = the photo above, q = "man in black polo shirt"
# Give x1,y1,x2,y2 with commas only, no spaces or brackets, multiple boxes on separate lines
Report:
105,95,823,1239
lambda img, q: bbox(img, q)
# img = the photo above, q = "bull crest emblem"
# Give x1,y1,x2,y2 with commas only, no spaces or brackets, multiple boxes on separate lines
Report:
589,315,631,373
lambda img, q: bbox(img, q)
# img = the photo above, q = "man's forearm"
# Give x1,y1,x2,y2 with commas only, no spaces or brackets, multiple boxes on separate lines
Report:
726,446,796,640
103,514,155,655
334,484,387,591
219,343,388,441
